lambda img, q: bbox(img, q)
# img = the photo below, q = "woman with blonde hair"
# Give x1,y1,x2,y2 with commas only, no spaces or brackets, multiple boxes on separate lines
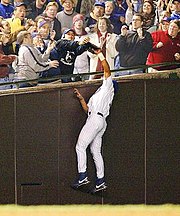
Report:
43,1,62,40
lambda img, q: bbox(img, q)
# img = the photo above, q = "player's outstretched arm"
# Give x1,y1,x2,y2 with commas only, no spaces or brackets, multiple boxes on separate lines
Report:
93,49,111,79
74,88,88,113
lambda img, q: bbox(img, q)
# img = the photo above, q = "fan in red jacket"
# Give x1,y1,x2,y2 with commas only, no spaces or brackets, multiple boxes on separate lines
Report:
147,19,180,71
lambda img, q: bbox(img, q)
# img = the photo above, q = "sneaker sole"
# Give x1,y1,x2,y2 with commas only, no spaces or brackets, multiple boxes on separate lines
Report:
71,180,90,189
91,185,107,194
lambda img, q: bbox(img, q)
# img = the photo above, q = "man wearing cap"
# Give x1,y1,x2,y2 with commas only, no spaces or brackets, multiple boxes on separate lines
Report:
169,0,180,21
0,0,14,19
85,1,105,33
72,49,118,194
5,2,35,54
6,2,28,33
50,28,99,82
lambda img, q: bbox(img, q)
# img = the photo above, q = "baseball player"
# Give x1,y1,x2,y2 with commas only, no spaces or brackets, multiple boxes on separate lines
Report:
72,49,118,193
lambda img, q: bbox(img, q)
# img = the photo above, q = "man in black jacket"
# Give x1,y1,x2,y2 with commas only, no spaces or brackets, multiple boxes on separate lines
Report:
115,13,153,76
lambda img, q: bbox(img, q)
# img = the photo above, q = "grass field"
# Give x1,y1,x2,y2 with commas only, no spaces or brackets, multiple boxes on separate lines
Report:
0,205,179,216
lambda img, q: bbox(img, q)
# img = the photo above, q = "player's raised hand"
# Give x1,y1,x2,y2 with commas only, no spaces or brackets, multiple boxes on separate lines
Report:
74,88,83,100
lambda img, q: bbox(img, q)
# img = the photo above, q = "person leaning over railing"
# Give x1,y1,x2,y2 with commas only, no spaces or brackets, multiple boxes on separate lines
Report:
50,28,100,83
146,19,180,71
12,30,59,88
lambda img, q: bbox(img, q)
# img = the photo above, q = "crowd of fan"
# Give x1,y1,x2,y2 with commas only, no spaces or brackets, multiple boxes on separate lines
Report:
0,0,179,89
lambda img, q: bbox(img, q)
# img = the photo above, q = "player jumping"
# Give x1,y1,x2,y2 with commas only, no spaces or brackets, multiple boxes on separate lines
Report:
72,49,118,194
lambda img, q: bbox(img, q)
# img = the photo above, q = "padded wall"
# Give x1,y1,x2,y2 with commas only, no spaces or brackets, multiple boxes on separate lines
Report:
0,79,179,204
0,95,15,203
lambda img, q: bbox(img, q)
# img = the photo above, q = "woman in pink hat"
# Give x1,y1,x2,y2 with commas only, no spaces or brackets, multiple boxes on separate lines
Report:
72,14,90,79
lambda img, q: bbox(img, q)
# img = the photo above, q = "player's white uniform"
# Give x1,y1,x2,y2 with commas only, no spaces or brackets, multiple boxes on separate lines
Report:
76,76,115,179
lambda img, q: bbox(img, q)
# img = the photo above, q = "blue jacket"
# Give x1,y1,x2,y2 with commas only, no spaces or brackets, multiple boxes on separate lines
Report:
169,12,180,21
0,3,14,18
50,40,92,75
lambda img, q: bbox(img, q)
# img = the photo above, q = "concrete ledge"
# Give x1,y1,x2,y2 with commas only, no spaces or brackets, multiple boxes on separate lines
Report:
0,69,179,96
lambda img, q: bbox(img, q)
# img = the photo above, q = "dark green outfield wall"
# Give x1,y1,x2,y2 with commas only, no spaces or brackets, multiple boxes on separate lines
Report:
0,75,179,205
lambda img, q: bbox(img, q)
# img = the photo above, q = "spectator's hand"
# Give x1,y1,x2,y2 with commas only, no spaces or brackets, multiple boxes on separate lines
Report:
99,36,106,48
128,2,133,10
74,88,83,100
174,53,180,61
50,30,56,41
0,26,4,32
25,19,35,30
79,37,90,45
47,40,56,52
9,55,17,61
1,33,10,45
85,27,90,33
92,48,102,55
121,25,128,36
27,25,37,33
49,60,59,68
137,27,144,39
119,16,125,23
156,42,164,48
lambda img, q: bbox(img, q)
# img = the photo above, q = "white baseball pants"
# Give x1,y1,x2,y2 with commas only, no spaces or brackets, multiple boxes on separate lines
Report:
76,113,107,179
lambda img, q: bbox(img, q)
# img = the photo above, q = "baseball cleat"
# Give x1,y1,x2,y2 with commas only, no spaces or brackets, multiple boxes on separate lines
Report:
72,177,90,189
71,172,90,189
91,182,107,194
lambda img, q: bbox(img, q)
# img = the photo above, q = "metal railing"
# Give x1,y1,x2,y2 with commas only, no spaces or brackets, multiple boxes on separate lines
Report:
0,61,179,88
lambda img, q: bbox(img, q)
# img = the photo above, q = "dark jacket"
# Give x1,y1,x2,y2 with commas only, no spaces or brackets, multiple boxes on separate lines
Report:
53,18,62,41
115,29,153,67
27,2,46,20
50,39,92,76
0,3,14,19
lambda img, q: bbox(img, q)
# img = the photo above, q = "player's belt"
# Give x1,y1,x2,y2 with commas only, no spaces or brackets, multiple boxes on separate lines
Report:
97,112,103,117
88,112,104,117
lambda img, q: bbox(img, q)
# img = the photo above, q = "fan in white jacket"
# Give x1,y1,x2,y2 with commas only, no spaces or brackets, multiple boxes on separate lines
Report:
87,17,119,79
